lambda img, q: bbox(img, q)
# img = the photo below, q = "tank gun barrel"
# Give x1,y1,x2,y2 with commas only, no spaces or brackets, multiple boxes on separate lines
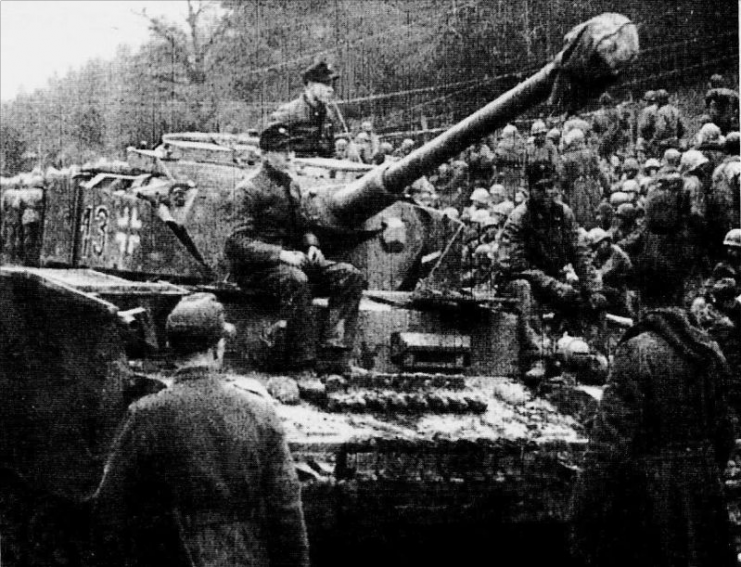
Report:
329,13,638,225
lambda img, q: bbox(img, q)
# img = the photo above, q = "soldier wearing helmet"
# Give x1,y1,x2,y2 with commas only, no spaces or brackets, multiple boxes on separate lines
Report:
334,137,350,160
526,119,559,169
546,128,561,148
270,60,341,158
592,91,629,158
612,157,640,194
354,131,373,164
594,201,614,232
465,187,491,219
494,124,526,199
499,161,603,382
693,122,726,171
661,148,682,173
707,133,741,263
488,183,508,206
709,229,741,286
467,138,496,186
588,227,633,315
612,202,642,259
636,90,658,160
559,128,609,229
643,158,661,177
394,138,415,158
705,74,740,134
648,89,685,157
692,227,741,377
360,120,380,156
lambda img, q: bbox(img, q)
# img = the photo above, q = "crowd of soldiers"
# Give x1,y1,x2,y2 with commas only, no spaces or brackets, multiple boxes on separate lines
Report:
333,79,740,334
1,55,740,564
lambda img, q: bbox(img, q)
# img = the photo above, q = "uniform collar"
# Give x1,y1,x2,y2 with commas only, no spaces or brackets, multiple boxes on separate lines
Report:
172,364,218,383
263,161,294,187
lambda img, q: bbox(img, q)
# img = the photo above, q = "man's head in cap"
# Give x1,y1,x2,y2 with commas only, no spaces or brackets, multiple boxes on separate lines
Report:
167,293,236,363
526,161,558,207
260,124,300,172
303,61,339,104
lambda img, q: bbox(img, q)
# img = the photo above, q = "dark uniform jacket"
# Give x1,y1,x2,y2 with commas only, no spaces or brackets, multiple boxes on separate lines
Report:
225,162,319,274
499,200,599,294
525,139,559,168
270,93,334,157
94,366,309,567
570,308,736,567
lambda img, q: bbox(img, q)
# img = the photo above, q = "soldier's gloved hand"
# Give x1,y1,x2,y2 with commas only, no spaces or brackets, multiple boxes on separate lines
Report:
306,246,325,265
587,292,609,311
279,250,308,268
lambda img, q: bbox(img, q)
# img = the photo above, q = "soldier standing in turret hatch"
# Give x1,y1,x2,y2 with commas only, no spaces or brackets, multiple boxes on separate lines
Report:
225,124,366,373
269,60,340,158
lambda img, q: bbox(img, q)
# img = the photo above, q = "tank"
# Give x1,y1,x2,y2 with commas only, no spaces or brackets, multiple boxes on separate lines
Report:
0,14,640,566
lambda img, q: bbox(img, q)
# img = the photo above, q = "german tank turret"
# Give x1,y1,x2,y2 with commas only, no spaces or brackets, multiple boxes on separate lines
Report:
1,14,639,566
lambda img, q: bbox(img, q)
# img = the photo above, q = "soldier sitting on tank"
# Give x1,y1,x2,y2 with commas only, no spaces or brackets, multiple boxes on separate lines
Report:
499,161,605,382
225,124,367,373
269,60,340,158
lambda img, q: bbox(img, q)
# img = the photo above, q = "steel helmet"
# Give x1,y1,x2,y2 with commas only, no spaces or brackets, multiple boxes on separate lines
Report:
546,128,561,142
502,124,518,138
663,148,681,167
491,201,514,218
470,209,491,224
622,179,640,194
622,157,640,173
698,122,722,144
488,183,507,199
680,149,709,174
470,187,491,204
564,128,585,148
356,132,370,142
481,216,500,229
587,227,612,247
557,334,590,364
644,158,661,170
644,90,656,103
655,89,670,104
609,191,631,207
615,203,637,221
723,228,741,248
531,120,547,135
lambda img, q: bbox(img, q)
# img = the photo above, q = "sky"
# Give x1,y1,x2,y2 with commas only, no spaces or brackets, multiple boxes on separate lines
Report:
0,0,194,101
